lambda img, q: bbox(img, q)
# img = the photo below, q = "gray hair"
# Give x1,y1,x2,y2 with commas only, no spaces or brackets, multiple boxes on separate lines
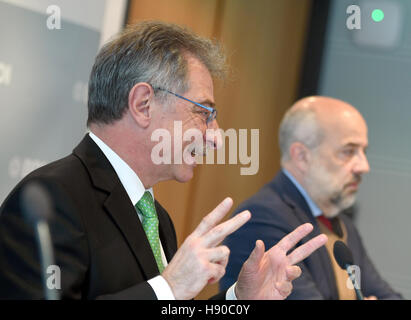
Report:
278,106,324,163
87,21,227,126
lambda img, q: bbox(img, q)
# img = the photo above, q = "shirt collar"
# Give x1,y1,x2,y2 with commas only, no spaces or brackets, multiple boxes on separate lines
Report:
88,132,154,206
282,168,322,217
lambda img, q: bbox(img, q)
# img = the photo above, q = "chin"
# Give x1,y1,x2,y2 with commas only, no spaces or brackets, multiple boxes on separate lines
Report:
333,195,356,215
341,195,356,210
174,167,195,183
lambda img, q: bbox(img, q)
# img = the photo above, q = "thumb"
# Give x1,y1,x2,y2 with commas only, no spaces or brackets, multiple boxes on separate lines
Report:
245,240,265,271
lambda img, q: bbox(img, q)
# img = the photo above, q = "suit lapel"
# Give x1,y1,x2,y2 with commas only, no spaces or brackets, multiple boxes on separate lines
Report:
276,171,339,299
73,134,161,280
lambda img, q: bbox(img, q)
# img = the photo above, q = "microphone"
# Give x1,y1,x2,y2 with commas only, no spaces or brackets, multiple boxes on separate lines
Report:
333,240,364,300
21,181,60,300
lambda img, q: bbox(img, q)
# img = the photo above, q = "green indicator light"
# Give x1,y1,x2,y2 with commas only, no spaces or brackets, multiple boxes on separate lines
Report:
372,9,384,22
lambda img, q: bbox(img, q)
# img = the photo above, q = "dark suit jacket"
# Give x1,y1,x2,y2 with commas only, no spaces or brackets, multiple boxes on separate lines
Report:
0,135,179,299
220,171,402,299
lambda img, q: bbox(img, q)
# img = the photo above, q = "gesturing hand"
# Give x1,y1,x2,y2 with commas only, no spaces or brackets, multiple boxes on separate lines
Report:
162,197,251,300
235,223,328,299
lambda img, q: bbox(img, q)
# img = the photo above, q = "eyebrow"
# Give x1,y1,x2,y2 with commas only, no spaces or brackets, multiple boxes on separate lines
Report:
197,99,215,108
343,143,368,150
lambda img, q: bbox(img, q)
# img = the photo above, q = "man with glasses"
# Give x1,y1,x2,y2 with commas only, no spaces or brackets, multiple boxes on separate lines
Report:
155,87,217,124
0,21,327,300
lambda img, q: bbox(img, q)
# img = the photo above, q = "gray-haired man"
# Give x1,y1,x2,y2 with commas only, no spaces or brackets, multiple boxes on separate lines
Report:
0,22,326,300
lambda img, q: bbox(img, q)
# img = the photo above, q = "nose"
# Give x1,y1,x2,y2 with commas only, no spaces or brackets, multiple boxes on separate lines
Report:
205,119,223,150
353,150,370,174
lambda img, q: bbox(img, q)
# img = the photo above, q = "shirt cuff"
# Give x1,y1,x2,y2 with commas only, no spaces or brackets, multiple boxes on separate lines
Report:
147,275,175,300
225,282,238,300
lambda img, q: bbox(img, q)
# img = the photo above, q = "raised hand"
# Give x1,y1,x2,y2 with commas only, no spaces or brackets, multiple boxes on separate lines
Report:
235,223,328,299
162,197,251,300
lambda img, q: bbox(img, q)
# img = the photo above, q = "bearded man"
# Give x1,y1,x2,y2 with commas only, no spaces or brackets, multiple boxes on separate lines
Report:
220,96,402,300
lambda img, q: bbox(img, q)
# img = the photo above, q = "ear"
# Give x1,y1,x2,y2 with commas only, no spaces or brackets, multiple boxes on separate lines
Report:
289,142,311,173
128,82,154,128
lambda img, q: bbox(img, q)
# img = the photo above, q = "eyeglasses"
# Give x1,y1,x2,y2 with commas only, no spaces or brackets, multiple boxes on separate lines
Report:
154,87,217,125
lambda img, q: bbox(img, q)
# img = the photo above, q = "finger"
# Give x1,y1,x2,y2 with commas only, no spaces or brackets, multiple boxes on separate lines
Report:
287,234,328,265
219,252,229,269
244,240,265,271
207,263,226,284
275,281,293,298
276,223,314,252
214,247,230,269
206,246,230,263
203,210,251,247
285,265,302,281
191,197,233,237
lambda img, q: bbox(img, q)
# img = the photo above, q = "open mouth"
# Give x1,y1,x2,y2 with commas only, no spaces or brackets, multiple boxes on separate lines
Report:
190,145,207,158
183,146,202,166
183,144,208,166
184,139,216,165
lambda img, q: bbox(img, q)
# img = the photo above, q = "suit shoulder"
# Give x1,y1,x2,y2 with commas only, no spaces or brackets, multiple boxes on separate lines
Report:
234,180,288,219
1,154,89,210
27,154,86,181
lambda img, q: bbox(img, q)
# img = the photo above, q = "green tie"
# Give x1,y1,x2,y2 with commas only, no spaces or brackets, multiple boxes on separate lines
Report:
135,191,165,273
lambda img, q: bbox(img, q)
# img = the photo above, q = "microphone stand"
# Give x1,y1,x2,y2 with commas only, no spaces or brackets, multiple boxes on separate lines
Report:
35,220,60,300
345,264,364,300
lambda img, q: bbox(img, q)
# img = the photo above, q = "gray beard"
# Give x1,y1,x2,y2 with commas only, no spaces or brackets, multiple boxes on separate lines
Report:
327,191,356,217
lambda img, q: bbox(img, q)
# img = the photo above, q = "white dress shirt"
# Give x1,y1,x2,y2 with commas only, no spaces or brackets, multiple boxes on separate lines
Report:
89,132,237,300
